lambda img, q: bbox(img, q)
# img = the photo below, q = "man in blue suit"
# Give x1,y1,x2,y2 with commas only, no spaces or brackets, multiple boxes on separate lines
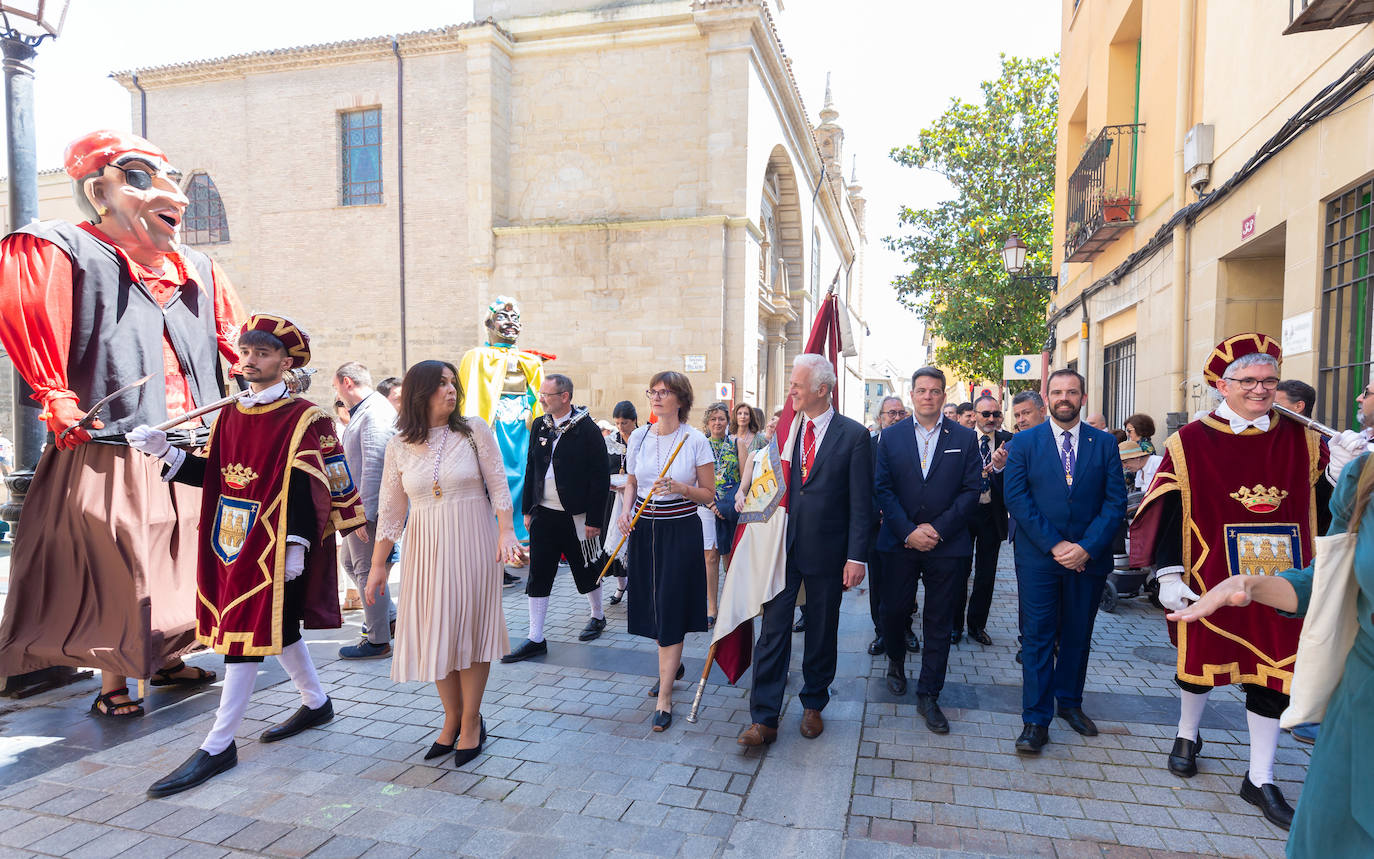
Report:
1003,369,1126,753
874,367,981,733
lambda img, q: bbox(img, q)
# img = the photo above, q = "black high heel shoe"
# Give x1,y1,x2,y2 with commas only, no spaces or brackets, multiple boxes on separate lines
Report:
608,584,627,605
426,717,486,760
453,739,485,767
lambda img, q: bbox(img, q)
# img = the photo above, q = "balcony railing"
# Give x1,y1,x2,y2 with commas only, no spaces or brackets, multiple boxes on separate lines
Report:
1286,0,1374,34
1064,124,1143,263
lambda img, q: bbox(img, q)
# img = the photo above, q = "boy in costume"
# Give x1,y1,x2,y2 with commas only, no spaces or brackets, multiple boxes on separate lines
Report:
129,314,365,797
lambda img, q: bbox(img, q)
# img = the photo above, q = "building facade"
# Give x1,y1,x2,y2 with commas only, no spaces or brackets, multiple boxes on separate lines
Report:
77,0,867,423
1051,0,1374,435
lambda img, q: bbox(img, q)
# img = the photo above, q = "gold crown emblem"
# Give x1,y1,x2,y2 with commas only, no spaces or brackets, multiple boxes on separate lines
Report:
320,434,339,450
221,463,259,490
1229,484,1288,514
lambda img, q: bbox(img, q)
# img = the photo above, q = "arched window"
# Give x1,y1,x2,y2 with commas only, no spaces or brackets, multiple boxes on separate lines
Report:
184,173,230,245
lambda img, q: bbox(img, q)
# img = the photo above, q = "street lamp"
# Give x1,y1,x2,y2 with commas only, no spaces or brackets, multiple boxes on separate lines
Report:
0,1,70,530
1001,232,1058,292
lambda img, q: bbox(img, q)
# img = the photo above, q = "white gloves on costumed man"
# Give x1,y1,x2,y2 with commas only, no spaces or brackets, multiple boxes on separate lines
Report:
1327,429,1374,484
1155,566,1201,612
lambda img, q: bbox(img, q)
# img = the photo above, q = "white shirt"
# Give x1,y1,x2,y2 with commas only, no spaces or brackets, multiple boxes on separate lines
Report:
626,424,714,502
797,407,837,461
1215,400,1271,434
541,409,574,512
911,415,943,479
1050,419,1081,475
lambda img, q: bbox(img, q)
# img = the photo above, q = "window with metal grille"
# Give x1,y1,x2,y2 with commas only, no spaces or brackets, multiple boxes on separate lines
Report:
1319,181,1374,431
183,173,229,245
340,108,382,206
1102,336,1136,429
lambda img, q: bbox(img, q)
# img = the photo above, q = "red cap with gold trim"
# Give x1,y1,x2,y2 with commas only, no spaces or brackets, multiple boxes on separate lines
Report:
1203,332,1282,389
63,130,172,180
240,314,311,367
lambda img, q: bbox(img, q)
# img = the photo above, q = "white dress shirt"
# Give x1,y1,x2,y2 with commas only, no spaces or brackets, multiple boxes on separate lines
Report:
541,410,573,512
1215,400,1271,434
1050,419,1081,480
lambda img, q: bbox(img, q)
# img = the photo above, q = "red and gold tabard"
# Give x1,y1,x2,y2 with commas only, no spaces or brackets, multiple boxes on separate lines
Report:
1131,411,1324,692
196,396,365,656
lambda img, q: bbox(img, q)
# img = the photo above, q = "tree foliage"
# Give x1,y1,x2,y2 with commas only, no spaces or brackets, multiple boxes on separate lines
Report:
884,54,1059,383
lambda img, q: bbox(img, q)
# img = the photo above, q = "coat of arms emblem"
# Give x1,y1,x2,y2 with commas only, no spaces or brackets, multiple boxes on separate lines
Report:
324,453,356,498
213,496,261,564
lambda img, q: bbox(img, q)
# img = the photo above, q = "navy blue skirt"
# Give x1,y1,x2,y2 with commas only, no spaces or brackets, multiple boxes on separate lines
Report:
626,500,707,646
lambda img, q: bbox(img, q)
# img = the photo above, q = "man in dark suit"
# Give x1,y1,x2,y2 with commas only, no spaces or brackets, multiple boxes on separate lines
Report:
873,367,980,733
1003,369,1126,753
953,394,1013,646
738,354,873,746
867,396,917,658
502,374,611,662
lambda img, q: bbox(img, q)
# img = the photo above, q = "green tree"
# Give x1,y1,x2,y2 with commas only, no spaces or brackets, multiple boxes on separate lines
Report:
884,54,1059,383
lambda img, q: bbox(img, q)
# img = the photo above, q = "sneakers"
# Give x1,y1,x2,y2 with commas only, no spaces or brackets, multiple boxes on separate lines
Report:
339,639,392,660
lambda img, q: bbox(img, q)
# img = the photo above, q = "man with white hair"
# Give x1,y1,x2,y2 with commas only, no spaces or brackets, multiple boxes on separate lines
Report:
1130,333,1333,829
738,354,873,746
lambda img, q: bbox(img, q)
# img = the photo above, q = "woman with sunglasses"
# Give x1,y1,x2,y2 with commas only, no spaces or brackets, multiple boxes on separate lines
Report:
618,372,715,732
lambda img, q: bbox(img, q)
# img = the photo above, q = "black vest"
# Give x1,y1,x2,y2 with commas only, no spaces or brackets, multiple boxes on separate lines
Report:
16,221,226,439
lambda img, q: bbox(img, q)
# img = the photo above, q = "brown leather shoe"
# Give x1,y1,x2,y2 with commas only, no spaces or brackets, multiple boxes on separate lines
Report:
737,723,778,746
799,708,824,738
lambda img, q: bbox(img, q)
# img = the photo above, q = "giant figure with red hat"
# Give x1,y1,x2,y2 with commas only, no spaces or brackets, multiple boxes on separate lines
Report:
1130,333,1333,829
128,313,365,797
0,130,246,715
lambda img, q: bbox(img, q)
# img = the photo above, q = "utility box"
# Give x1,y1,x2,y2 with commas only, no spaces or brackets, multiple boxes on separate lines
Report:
1185,124,1215,193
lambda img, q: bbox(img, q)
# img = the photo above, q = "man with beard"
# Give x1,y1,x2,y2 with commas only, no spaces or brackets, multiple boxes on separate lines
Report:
0,130,245,715
1003,370,1126,753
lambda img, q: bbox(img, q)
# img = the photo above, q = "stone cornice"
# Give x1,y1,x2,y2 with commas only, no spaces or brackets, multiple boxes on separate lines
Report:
110,21,507,90
493,213,754,235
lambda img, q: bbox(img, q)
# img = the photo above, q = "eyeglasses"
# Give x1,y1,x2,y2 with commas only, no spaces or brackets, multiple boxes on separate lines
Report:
645,389,673,400
1359,387,1374,399
108,162,182,191
1223,376,1280,391
978,410,1003,419
882,409,907,418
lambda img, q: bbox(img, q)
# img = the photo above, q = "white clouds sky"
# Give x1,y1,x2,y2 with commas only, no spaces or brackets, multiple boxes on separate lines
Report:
8,0,1059,370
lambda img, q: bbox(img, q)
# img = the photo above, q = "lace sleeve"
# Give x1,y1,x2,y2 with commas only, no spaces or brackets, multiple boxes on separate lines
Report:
376,437,409,542
470,417,514,512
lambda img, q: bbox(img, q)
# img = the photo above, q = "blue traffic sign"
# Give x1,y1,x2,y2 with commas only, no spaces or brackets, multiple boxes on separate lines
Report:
1013,358,1032,375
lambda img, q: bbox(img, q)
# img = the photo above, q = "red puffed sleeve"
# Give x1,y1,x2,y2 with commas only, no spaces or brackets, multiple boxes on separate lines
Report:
0,233,76,407
210,260,246,370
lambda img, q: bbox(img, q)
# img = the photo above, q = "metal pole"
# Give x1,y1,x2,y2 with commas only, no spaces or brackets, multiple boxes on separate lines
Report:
0,34,44,531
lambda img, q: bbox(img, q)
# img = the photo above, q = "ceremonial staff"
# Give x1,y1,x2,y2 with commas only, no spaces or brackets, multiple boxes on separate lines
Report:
149,368,316,431
686,641,717,723
1273,403,1338,438
595,434,688,583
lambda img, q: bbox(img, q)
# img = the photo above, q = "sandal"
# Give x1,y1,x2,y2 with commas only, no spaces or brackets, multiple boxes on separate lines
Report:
90,687,145,718
608,585,628,606
150,661,217,687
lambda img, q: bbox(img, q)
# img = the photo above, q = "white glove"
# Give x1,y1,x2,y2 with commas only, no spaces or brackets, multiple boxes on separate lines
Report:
126,425,171,459
1327,430,1372,484
1157,569,1201,611
284,543,306,582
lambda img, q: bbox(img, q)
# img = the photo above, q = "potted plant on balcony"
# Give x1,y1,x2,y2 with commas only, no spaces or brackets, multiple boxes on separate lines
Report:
1101,190,1134,223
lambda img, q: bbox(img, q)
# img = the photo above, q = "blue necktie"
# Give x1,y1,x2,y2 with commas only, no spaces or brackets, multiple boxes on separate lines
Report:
979,435,991,494
1060,430,1076,484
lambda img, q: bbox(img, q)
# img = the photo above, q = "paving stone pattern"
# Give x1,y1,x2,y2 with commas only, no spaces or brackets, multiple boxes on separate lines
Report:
0,546,1307,857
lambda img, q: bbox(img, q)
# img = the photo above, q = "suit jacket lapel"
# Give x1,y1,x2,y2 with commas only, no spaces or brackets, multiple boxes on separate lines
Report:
924,425,953,481
1040,423,1072,500
804,416,842,485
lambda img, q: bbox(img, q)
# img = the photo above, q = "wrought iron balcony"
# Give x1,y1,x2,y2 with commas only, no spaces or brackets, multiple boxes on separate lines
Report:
1285,0,1374,34
1063,123,1143,263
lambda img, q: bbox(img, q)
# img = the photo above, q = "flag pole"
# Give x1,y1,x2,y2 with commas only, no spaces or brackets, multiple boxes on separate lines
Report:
685,640,719,723
595,434,689,584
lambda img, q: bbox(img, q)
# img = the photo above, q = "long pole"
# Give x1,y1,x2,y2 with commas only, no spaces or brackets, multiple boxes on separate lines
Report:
1,34,45,528
685,640,718,724
1272,403,1338,439
595,435,687,583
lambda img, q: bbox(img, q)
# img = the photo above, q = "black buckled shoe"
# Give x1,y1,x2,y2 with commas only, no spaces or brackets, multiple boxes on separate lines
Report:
261,698,333,743
1240,772,1293,830
500,638,548,663
885,661,907,696
1015,723,1049,754
1167,733,1204,778
147,743,238,798
1057,706,1098,737
579,616,607,641
916,694,949,734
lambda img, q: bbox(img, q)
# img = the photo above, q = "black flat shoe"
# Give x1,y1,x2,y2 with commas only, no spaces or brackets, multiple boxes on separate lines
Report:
147,743,237,798
885,660,907,696
1240,772,1293,830
261,698,333,743
917,694,949,734
1057,706,1098,737
578,616,607,641
1015,723,1049,754
793,616,806,633
453,739,485,768
950,630,963,645
500,638,548,663
968,628,993,646
867,635,885,656
906,632,920,654
652,709,672,732
649,663,686,696
1167,733,1203,778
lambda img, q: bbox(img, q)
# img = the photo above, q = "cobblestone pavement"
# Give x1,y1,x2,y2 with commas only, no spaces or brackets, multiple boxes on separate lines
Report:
0,545,1307,858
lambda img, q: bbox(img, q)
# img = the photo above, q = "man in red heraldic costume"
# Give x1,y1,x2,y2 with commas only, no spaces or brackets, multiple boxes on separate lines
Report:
128,314,365,797
1130,333,1334,830
0,130,246,717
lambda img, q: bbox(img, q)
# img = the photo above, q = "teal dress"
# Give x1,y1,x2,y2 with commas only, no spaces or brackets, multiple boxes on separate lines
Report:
1278,453,1374,857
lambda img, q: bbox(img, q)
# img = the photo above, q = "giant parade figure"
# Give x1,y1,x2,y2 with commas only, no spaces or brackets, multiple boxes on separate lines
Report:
459,297,548,543
0,130,246,716
1130,333,1332,830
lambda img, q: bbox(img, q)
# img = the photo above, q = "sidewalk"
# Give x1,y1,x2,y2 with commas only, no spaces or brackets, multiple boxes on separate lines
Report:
0,546,1305,858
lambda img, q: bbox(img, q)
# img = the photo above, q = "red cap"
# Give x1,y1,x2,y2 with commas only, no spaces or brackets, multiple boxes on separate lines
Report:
1203,333,1282,389
63,130,169,180
240,314,311,367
